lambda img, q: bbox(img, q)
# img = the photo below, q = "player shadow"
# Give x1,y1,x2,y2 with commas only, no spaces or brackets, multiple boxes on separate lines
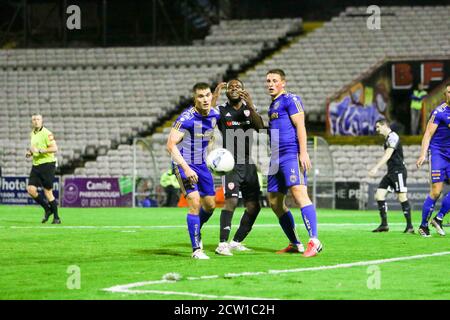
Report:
133,249,188,258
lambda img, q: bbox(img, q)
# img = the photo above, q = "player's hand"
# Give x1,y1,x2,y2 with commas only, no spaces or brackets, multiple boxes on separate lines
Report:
213,82,227,96
184,167,198,184
368,167,378,177
240,90,254,108
416,154,427,168
25,149,33,158
299,152,312,171
30,146,39,154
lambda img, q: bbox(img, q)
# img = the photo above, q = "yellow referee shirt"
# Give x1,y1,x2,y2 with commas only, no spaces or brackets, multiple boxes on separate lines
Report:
30,127,56,166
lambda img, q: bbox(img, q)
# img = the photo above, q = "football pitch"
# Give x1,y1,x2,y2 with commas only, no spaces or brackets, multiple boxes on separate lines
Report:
0,205,449,300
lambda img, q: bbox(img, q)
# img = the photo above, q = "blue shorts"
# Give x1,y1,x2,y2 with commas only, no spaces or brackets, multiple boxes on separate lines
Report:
267,154,307,194
429,149,450,184
173,163,216,197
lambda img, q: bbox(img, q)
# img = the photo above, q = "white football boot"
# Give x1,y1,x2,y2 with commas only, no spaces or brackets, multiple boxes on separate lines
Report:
215,242,233,256
192,249,210,259
229,240,251,252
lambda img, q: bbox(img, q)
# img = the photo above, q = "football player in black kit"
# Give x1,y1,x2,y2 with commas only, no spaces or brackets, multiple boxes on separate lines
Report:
211,79,265,255
368,119,414,233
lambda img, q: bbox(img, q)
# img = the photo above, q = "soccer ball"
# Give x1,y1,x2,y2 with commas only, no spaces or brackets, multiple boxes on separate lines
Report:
206,148,235,176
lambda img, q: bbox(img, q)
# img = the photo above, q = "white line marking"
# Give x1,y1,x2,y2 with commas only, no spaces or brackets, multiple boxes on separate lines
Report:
3,223,407,230
103,251,450,299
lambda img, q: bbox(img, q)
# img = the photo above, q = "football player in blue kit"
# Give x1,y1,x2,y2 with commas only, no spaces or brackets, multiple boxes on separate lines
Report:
166,83,220,259
416,83,450,237
266,69,322,257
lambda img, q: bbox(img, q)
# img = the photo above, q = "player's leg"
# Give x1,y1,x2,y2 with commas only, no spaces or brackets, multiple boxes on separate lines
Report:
230,200,260,251
290,184,322,257
430,169,450,236
174,165,208,258
230,165,261,251
268,191,303,253
26,166,52,223
41,163,60,224
186,191,209,258
397,192,414,233
420,152,446,236
197,166,216,228
280,156,320,257
218,170,240,245
215,196,237,256
419,182,442,237
373,188,389,232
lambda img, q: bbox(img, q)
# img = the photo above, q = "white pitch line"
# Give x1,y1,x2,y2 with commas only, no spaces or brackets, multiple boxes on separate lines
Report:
4,223,406,230
102,251,450,299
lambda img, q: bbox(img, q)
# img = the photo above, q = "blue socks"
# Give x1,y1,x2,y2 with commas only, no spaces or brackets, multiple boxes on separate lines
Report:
421,196,437,227
436,192,450,220
187,214,201,251
278,211,300,244
301,204,318,238
199,207,214,228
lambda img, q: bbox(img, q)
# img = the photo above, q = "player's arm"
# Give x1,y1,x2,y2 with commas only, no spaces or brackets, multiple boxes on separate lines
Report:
211,82,227,107
166,128,198,184
368,148,395,177
290,112,311,171
41,134,58,154
240,90,264,130
416,119,438,168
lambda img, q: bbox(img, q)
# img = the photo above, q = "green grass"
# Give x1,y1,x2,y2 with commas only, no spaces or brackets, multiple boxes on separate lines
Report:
0,205,449,300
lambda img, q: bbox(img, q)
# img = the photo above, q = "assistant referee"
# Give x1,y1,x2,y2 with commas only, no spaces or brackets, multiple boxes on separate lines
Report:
26,114,61,224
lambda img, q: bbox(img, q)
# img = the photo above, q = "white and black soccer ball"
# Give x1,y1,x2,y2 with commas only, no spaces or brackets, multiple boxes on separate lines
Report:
206,148,235,176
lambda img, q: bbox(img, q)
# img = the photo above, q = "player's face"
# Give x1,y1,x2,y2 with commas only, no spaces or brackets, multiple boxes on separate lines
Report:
31,115,43,129
376,123,387,136
445,85,450,104
194,88,212,113
266,73,285,98
226,80,243,103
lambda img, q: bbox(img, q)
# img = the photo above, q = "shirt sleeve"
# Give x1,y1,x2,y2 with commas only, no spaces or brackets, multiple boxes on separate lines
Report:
286,95,305,117
172,116,190,132
430,110,443,125
386,133,400,149
46,130,55,146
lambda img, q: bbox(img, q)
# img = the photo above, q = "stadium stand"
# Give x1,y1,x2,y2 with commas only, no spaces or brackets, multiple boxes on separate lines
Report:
2,7,449,183
241,6,450,122
0,18,303,177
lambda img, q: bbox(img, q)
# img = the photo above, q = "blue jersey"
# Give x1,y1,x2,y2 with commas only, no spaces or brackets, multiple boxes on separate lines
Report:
268,92,305,157
429,103,450,153
172,106,220,165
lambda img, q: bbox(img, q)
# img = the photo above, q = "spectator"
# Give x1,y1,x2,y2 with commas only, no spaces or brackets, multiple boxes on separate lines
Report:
410,83,427,135
159,168,180,207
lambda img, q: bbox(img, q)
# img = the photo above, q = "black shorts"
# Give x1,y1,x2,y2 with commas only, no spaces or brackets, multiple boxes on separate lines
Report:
378,168,407,193
222,164,261,201
28,162,56,190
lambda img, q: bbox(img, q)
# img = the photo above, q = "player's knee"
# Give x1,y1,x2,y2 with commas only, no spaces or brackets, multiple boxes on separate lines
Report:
375,190,386,201
398,193,408,203
203,199,216,212
27,185,37,197
245,201,261,216
187,195,201,212
430,187,442,200
224,197,238,212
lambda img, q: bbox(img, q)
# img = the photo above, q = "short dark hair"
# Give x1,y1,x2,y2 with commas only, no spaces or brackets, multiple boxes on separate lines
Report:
192,82,210,94
226,79,244,89
375,118,389,126
446,82,450,88
266,69,286,80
